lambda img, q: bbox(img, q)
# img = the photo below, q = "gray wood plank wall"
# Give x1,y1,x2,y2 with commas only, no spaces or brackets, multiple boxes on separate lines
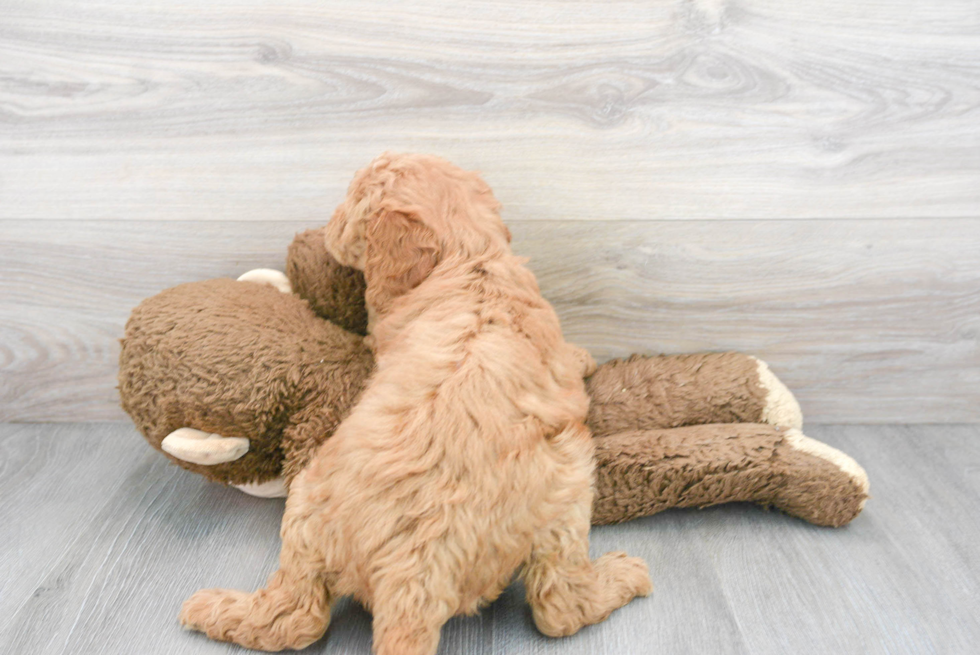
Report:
2,1,979,423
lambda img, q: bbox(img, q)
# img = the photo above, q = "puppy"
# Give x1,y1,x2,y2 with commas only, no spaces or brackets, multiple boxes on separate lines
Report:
180,153,651,654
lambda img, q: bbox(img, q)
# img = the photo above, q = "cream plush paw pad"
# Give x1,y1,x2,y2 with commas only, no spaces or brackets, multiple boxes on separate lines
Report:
161,428,250,466
753,357,804,429
234,477,288,498
237,268,293,294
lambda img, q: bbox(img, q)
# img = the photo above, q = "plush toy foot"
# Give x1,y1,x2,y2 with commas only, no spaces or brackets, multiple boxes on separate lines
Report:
591,423,869,527
237,268,293,294
233,477,288,498
774,428,869,526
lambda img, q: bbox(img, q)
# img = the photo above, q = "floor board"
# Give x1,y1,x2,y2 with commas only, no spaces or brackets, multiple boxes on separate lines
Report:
1,422,978,654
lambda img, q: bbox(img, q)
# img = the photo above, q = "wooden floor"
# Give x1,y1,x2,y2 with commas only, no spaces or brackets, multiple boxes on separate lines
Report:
1,422,977,654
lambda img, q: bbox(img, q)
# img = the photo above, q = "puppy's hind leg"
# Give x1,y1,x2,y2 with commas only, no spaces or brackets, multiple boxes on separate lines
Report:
521,495,652,637
180,548,333,651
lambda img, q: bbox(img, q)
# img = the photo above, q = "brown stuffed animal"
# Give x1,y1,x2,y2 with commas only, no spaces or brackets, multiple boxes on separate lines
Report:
118,229,869,527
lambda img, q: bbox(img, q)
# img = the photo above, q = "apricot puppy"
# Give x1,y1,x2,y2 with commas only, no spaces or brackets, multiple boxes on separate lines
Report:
180,153,651,654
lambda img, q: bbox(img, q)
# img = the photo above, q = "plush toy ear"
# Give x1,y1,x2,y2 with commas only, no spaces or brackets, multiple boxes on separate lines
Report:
286,228,369,335
362,210,441,316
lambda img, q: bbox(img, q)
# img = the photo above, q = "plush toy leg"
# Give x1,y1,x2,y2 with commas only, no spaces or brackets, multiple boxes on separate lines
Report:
237,268,293,294
591,424,869,527
586,352,802,436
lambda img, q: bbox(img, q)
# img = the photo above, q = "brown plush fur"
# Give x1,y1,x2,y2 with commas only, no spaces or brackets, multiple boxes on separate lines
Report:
121,220,867,532
287,227,368,336
586,352,769,435
179,154,651,653
118,278,373,485
119,276,867,529
592,424,866,527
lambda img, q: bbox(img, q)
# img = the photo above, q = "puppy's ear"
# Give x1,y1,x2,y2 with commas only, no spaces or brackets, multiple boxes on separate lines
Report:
363,210,441,314
324,202,371,269
324,160,391,268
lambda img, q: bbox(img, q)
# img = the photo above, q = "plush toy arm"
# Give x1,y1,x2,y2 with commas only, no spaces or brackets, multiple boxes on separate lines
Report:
286,228,368,335
586,352,802,437
590,423,869,527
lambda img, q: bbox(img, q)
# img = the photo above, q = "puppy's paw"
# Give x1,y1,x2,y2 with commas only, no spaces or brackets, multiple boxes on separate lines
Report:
179,579,331,650
595,551,653,599
179,588,250,639
571,346,598,378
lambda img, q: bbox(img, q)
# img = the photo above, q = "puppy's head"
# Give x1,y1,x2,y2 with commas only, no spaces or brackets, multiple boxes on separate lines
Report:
325,153,511,317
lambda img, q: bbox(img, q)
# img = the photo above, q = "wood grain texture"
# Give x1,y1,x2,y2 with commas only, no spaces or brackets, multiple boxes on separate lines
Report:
680,424,980,655
1,0,979,221
2,218,978,423
2,422,979,654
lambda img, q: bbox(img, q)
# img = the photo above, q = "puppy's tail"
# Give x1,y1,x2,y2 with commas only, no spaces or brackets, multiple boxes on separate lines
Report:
180,569,332,651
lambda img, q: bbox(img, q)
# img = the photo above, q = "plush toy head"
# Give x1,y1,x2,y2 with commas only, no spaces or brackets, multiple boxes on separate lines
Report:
118,277,373,487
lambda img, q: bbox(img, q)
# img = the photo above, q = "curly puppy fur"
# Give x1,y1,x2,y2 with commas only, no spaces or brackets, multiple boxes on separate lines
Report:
180,154,651,653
